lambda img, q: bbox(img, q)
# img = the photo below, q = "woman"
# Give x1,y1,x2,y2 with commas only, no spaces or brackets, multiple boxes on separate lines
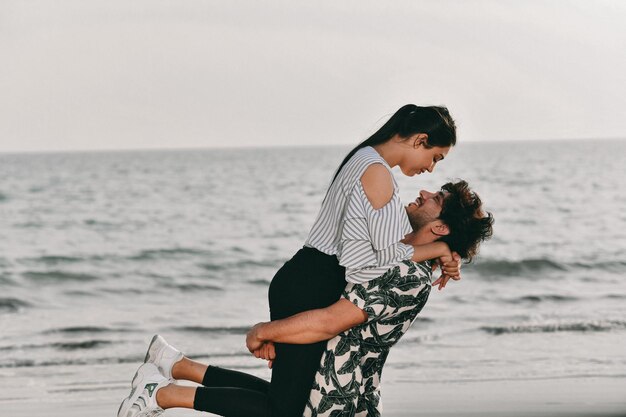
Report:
118,104,459,417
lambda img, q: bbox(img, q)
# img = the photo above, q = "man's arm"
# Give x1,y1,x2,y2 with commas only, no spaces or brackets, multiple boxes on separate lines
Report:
246,299,367,352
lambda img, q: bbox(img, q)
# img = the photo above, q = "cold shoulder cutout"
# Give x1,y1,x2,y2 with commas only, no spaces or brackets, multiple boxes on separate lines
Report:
360,163,393,210
305,147,414,284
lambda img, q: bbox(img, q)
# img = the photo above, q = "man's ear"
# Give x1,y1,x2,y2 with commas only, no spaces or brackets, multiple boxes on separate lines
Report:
430,221,450,237
412,133,429,148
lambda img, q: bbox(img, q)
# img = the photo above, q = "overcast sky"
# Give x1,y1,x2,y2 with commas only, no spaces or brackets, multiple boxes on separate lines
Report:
1,0,625,152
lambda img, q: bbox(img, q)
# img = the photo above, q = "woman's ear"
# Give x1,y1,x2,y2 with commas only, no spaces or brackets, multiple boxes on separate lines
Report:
412,133,429,148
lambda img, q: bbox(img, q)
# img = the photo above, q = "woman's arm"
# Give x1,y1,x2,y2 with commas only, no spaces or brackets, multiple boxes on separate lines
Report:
411,242,461,287
410,241,450,262
246,299,367,351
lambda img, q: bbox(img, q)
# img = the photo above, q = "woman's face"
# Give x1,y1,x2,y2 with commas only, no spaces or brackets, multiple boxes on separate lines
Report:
398,136,451,177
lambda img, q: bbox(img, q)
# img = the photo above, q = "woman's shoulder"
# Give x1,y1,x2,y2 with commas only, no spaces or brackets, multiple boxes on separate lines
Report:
347,146,388,169
338,146,391,184
360,164,394,209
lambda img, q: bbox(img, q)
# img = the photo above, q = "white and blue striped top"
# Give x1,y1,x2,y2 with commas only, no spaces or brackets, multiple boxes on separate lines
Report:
305,146,414,284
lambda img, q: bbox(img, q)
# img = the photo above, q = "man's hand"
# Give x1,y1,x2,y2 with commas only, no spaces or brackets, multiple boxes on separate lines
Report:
246,322,267,353
247,323,276,368
253,341,276,362
432,251,462,290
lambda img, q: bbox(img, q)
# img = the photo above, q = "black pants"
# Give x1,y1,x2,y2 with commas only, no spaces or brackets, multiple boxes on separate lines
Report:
194,365,271,417
193,247,346,417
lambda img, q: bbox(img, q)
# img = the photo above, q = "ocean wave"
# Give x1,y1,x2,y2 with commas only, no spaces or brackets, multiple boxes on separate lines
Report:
472,258,567,277
17,254,119,267
42,326,134,334
83,219,117,227
164,283,223,292
247,279,271,286
0,297,31,313
129,247,210,261
0,339,114,352
472,258,626,277
481,320,626,335
22,270,100,282
0,351,252,368
198,263,226,271
170,325,250,335
32,255,83,265
63,290,98,297
570,260,626,273
12,221,43,229
51,340,113,350
0,276,16,287
604,294,626,299
505,294,579,304
229,246,251,254
0,356,140,368
28,185,45,193
199,259,284,272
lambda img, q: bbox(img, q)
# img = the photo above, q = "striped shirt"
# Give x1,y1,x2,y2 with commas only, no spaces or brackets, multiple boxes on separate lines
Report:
305,146,414,284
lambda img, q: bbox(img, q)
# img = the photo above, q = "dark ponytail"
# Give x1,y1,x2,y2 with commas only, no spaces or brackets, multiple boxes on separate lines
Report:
331,104,457,183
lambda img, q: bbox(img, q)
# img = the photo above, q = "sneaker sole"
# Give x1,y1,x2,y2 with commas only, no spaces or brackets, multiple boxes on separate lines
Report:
117,397,129,417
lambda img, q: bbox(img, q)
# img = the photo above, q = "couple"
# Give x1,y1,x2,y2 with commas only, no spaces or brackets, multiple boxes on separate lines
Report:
117,105,493,416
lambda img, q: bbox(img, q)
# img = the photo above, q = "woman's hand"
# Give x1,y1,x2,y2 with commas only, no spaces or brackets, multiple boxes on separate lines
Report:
432,251,462,290
246,322,267,353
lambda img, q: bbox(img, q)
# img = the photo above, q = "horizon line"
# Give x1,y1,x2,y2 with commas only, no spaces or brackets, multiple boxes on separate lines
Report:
0,136,624,156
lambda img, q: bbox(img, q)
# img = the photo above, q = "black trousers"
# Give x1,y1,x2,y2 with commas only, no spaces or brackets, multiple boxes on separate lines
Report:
268,247,346,417
194,366,271,417
193,247,346,417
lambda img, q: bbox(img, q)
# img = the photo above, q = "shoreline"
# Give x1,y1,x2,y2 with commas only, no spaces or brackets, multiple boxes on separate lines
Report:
1,374,624,417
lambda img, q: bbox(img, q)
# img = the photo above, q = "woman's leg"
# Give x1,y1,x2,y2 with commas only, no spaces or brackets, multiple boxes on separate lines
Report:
192,386,271,417
171,356,207,384
156,384,271,417
161,356,271,416
268,248,347,417
173,356,270,393
156,384,195,409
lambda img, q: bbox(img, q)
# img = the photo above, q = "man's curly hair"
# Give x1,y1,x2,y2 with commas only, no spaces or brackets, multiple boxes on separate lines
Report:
437,180,494,262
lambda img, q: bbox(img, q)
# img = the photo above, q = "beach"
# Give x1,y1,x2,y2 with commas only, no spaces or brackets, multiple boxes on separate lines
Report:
2,365,624,417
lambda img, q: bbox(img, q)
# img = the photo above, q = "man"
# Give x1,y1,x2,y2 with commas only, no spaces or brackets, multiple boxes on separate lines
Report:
247,180,494,416
117,181,492,417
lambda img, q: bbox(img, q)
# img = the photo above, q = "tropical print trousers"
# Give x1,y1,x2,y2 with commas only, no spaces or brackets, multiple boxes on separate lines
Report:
304,260,433,417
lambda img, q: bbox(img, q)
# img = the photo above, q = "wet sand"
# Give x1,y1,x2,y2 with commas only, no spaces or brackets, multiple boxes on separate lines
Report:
2,374,624,417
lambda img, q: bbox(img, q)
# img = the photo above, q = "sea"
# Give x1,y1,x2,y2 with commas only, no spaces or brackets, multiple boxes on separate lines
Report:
0,139,625,415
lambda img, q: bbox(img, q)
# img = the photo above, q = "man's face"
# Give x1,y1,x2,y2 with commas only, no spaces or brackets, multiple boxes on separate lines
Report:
406,189,448,231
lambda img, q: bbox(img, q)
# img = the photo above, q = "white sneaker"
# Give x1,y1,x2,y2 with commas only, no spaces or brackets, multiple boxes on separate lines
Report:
118,363,168,417
143,334,183,380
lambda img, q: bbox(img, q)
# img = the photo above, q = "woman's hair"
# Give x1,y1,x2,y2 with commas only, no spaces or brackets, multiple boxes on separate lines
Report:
437,180,494,263
332,104,457,183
